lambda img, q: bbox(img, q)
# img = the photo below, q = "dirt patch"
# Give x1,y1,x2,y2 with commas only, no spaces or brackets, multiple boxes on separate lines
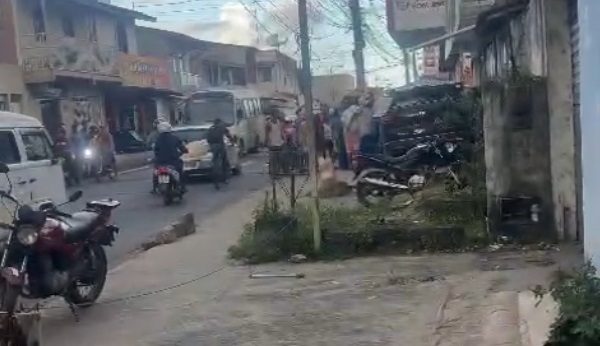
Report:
148,246,581,346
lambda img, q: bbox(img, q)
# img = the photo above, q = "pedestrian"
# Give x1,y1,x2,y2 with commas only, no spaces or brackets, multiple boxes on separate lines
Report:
97,125,117,176
266,115,284,151
330,108,348,169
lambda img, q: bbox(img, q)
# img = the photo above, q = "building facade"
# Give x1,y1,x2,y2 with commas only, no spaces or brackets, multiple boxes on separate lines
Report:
135,27,299,102
312,74,356,107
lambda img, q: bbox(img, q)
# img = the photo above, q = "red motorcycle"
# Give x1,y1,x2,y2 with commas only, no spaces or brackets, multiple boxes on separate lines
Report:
0,162,120,315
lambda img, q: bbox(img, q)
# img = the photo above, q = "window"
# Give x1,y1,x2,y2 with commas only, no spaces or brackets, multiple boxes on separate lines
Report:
0,94,8,111
9,94,22,113
89,16,97,42
220,66,246,86
258,67,273,82
0,132,20,164
32,0,46,41
61,16,75,37
116,22,128,53
21,131,53,161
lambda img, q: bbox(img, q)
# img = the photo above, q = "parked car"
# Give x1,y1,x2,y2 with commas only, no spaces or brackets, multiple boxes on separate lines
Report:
171,125,241,178
113,130,148,154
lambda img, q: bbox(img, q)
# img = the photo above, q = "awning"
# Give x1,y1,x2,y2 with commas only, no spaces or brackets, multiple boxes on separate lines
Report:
408,25,476,51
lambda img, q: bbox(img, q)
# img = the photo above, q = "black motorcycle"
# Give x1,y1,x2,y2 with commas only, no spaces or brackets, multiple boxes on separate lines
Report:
352,141,462,207
154,165,184,205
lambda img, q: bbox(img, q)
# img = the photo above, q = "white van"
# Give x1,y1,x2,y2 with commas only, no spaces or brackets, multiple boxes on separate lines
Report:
0,112,66,215
183,89,266,154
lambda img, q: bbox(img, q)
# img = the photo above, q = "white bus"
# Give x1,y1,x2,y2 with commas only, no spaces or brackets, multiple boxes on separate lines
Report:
182,89,265,154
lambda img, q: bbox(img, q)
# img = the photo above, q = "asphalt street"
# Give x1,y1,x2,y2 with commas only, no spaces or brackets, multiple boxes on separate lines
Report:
66,152,270,267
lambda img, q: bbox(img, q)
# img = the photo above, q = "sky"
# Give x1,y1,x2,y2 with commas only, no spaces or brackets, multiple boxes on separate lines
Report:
112,0,407,87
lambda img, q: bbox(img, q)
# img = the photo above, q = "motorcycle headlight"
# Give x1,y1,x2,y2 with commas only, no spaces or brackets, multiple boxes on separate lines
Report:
17,225,39,246
83,148,94,159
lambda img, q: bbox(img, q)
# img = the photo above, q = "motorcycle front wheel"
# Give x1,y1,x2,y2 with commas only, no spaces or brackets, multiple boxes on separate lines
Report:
64,244,107,307
356,171,394,208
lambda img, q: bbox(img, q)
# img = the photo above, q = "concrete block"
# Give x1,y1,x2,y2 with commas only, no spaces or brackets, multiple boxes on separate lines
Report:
519,291,558,346
140,213,196,252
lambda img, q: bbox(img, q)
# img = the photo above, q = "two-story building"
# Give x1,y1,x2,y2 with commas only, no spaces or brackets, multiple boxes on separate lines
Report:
0,0,176,141
135,27,299,110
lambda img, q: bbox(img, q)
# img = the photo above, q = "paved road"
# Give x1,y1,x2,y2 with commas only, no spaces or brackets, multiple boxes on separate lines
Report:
65,153,269,267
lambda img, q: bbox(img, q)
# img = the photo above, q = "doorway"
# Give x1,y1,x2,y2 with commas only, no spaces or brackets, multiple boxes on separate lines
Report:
40,100,61,140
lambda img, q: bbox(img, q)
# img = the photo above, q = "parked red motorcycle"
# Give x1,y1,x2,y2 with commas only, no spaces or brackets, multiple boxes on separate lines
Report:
0,162,121,315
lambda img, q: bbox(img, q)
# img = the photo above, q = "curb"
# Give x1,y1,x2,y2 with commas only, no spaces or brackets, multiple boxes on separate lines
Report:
482,292,521,346
139,213,196,251
519,291,557,346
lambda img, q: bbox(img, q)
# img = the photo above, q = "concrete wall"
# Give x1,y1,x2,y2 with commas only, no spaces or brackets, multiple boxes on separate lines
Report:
579,0,600,267
479,0,555,238
312,74,356,106
482,82,554,238
0,64,40,118
544,0,578,240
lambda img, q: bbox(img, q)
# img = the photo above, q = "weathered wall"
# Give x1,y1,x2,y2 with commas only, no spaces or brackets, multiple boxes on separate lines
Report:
579,0,600,267
0,64,40,118
483,82,554,238
544,0,578,240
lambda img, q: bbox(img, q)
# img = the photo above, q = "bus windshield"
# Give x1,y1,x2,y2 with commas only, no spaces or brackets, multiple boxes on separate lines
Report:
187,93,235,125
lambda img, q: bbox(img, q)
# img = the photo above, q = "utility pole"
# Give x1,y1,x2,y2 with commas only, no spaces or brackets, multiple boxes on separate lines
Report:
349,0,367,90
298,0,322,252
402,49,411,84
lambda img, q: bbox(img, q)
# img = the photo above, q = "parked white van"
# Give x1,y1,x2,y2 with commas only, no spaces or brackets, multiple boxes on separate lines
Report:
0,112,66,220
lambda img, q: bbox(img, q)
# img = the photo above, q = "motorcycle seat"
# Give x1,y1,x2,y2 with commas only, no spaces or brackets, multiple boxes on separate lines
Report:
61,211,101,243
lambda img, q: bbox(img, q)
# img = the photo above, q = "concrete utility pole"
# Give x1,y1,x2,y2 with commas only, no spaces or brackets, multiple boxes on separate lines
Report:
349,0,367,90
297,0,322,252
402,49,411,84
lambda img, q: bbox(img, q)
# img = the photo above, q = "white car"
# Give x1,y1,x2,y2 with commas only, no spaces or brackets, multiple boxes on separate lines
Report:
171,125,241,177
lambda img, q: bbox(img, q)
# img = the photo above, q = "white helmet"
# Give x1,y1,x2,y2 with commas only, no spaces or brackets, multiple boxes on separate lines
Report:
157,122,172,133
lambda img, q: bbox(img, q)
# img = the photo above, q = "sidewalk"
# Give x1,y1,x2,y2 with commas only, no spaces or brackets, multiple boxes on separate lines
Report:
39,185,579,345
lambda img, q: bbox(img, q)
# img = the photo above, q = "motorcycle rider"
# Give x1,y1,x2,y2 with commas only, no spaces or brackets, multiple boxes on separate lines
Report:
206,118,234,184
153,121,188,191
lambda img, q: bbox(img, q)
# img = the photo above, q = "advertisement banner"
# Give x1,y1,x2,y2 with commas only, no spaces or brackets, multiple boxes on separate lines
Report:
390,0,447,32
422,45,441,77
118,54,172,90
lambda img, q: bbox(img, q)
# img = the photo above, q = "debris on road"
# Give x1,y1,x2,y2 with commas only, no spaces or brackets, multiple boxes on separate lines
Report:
289,254,308,263
140,213,196,251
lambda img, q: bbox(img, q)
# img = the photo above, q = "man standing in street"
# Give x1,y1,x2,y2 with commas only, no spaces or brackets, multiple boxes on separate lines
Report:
266,115,284,151
207,118,234,187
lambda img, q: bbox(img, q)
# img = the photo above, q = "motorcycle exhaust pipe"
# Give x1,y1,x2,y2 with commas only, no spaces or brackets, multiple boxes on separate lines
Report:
363,177,409,190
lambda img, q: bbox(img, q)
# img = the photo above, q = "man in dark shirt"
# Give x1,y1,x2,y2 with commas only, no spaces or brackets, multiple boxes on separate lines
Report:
206,118,234,184
153,122,188,190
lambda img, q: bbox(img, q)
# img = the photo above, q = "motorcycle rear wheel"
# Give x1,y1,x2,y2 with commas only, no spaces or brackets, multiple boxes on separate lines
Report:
64,244,107,307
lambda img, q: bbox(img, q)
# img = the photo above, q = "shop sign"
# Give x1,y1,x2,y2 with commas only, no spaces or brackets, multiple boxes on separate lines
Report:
389,0,447,32
118,54,172,90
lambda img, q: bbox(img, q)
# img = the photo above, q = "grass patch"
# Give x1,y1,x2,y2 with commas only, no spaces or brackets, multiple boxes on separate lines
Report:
228,183,488,264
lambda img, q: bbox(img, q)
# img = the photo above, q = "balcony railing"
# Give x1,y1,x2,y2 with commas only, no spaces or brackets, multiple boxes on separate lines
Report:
21,34,120,82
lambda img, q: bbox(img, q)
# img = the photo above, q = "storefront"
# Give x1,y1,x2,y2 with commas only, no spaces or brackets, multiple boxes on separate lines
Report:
106,53,177,139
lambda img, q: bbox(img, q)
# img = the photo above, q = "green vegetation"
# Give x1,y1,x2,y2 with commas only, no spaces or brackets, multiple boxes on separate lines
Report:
535,263,600,346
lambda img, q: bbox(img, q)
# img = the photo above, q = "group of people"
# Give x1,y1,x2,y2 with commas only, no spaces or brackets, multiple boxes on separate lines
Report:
264,106,349,170
54,123,116,186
